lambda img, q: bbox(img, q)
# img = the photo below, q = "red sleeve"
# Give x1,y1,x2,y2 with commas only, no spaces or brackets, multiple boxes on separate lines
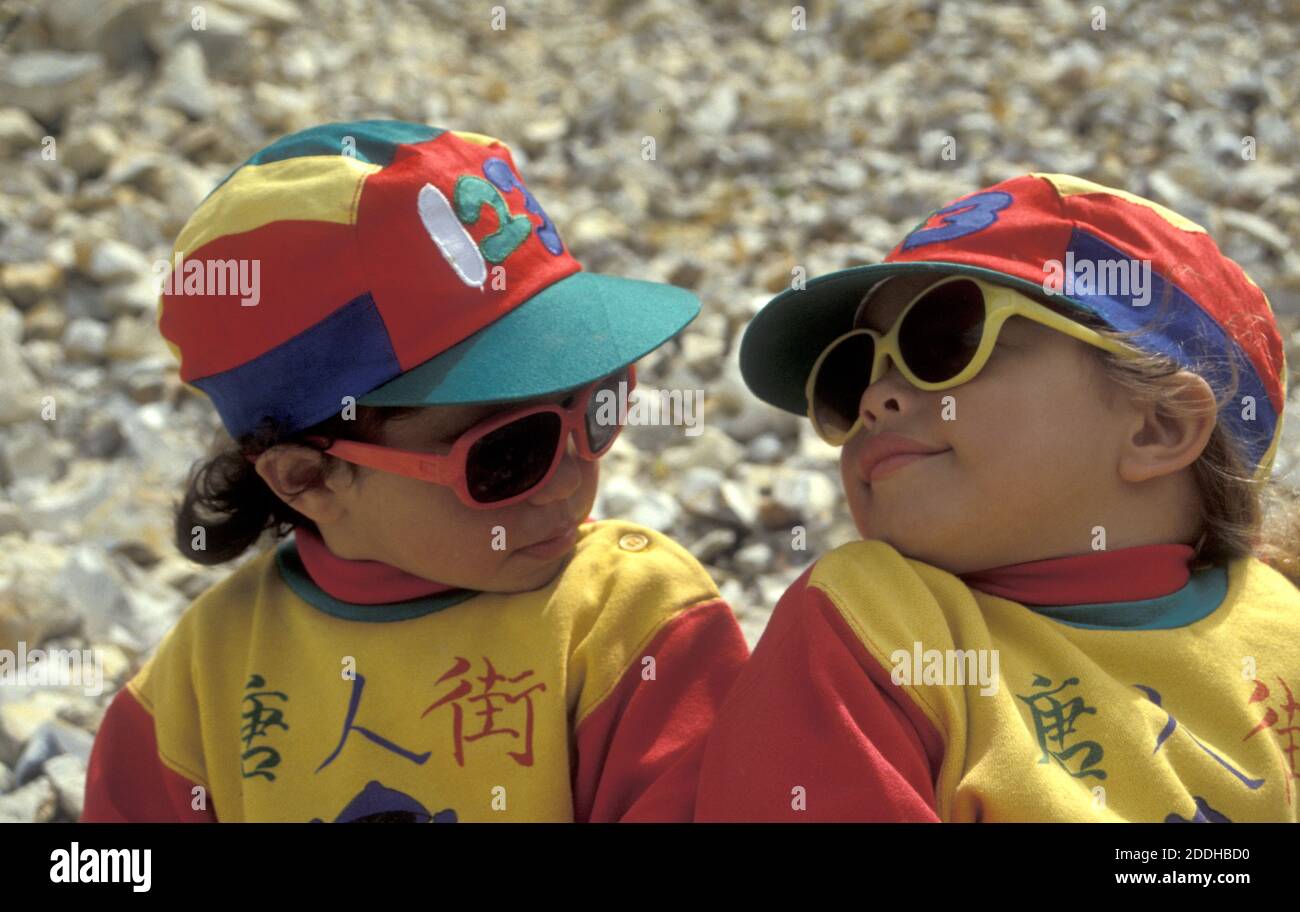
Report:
694,568,945,822
81,685,218,823
571,598,750,822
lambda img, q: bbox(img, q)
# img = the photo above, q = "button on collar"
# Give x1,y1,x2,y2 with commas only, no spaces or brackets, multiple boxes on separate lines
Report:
618,532,649,552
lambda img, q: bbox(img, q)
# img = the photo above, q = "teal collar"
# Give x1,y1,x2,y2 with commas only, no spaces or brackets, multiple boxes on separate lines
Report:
274,537,479,622
1026,564,1229,630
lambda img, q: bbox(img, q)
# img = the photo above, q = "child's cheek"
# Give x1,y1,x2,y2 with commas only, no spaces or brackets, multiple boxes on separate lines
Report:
405,483,509,569
578,459,600,514
838,431,868,488
838,443,872,532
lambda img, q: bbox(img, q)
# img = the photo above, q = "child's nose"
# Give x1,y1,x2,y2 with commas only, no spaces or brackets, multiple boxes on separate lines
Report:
527,432,582,505
857,356,912,427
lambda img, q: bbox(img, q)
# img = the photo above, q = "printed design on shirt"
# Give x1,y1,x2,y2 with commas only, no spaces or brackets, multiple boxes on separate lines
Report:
314,660,549,774
1135,684,1264,792
1016,674,1107,780
1165,796,1232,823
241,673,289,781
1243,675,1299,806
317,673,432,772
309,780,458,824
423,657,547,767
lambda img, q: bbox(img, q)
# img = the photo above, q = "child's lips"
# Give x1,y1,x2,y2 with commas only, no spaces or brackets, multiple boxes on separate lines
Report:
866,450,948,483
854,433,951,485
515,523,579,560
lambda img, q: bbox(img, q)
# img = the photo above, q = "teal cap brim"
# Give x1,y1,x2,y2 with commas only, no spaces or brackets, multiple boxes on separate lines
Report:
739,260,1081,416
357,271,700,406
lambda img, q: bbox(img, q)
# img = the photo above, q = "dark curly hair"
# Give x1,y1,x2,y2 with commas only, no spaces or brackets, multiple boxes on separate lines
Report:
173,406,424,566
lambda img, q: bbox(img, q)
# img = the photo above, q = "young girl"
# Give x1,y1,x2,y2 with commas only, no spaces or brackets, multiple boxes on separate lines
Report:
80,121,749,823
696,172,1300,822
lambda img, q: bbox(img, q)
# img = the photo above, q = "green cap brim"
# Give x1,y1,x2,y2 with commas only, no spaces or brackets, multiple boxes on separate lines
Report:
358,271,700,406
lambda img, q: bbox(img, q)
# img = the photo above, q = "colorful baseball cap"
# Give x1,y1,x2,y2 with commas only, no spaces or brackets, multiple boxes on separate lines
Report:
157,120,699,438
740,172,1288,480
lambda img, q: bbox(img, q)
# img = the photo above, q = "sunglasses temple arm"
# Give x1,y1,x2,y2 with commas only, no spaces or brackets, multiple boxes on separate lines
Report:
412,453,458,485
325,439,459,485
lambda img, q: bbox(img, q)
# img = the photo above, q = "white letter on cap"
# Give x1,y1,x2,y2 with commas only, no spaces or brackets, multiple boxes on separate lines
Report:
417,183,487,289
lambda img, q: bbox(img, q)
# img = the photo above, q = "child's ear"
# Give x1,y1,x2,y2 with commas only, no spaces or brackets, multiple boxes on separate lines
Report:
255,444,352,523
1117,372,1218,484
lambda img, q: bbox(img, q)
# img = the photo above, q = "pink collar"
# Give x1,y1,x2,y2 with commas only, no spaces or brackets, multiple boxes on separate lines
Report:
293,525,458,604
292,517,600,604
957,543,1197,606
294,521,1195,609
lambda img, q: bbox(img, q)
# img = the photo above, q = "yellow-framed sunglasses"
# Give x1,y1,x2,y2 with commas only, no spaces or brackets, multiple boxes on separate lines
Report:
805,274,1140,445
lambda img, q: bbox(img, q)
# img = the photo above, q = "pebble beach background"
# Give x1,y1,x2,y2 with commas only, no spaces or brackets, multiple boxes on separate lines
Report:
1,0,1297,822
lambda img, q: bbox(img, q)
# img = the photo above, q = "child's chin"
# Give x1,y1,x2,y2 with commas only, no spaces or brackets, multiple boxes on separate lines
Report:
851,512,945,557
489,555,572,592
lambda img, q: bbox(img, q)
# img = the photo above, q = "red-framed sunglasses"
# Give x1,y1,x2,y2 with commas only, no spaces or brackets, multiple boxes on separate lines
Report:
294,365,636,510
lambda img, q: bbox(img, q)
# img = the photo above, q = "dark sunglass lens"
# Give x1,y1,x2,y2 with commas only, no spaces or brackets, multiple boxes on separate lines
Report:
812,333,875,437
898,279,985,383
584,368,630,453
465,412,563,503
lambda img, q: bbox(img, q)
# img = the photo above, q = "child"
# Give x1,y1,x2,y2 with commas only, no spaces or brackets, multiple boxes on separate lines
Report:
80,121,749,823
695,172,1300,822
